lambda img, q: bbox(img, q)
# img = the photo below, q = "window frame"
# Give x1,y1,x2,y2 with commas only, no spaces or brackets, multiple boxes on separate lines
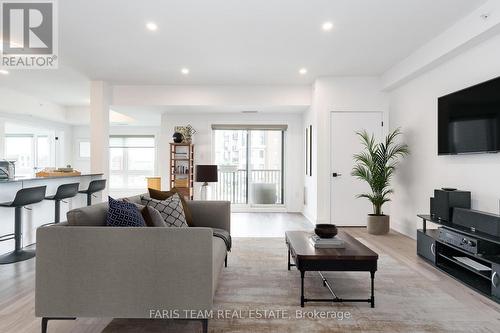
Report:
108,135,156,193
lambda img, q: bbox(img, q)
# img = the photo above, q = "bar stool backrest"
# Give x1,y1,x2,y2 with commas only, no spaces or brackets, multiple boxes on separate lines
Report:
54,183,80,200
87,179,106,194
12,186,47,207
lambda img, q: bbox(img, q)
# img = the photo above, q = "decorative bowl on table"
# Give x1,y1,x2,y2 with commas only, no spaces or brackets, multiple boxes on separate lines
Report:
314,224,338,238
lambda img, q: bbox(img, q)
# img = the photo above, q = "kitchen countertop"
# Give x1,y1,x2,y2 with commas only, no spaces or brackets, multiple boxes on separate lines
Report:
0,173,104,183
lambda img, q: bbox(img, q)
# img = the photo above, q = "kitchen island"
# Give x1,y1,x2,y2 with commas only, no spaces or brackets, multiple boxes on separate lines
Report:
0,173,104,256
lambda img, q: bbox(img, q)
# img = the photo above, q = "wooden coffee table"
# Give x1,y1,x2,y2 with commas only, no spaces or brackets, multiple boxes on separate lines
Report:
285,230,378,308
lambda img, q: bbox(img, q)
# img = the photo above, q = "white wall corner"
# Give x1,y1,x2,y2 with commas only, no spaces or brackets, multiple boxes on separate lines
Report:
382,0,500,91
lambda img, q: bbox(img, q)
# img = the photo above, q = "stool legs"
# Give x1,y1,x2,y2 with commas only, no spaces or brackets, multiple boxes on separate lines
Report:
0,206,36,264
14,206,21,251
54,200,60,224
86,193,92,206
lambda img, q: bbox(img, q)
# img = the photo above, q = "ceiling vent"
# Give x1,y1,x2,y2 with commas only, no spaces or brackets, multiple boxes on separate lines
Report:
241,110,258,114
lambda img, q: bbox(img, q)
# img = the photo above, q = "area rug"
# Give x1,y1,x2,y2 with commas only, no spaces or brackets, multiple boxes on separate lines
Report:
103,237,500,333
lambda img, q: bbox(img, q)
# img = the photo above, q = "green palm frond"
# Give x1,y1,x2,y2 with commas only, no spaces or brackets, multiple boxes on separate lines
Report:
351,128,409,215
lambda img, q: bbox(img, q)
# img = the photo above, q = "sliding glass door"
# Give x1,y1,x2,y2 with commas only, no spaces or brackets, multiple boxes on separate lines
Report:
249,130,283,205
213,127,284,206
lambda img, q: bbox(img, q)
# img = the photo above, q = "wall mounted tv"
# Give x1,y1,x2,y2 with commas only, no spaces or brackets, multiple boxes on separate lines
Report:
438,76,500,155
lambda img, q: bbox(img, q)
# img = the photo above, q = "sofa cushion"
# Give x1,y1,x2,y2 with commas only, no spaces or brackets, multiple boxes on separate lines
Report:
106,197,146,227
123,195,142,205
140,194,188,228
67,202,108,226
148,188,194,227
140,205,167,227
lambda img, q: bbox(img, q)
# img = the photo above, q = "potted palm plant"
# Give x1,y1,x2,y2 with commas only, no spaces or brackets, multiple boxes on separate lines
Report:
351,128,409,235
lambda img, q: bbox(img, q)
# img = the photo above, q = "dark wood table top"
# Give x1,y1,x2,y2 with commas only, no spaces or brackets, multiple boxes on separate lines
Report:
285,230,379,261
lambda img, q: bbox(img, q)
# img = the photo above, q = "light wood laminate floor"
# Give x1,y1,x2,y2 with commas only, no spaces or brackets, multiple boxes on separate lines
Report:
1,213,499,332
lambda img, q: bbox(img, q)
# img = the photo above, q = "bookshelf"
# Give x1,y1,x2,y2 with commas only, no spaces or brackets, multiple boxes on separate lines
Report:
169,143,194,200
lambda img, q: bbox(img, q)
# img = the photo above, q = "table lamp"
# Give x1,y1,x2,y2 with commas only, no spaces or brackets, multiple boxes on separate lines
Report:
195,165,218,200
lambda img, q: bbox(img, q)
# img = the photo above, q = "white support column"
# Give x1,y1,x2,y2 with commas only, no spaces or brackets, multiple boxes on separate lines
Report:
90,81,110,198
159,112,170,190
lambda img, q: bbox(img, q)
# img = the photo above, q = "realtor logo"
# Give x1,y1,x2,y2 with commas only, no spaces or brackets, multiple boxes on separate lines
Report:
1,0,58,69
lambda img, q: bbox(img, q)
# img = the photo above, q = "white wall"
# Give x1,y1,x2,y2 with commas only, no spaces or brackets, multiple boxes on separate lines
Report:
304,77,389,224
389,32,500,238
0,87,67,123
302,106,316,222
0,112,73,168
70,125,161,175
160,112,304,212
113,85,311,107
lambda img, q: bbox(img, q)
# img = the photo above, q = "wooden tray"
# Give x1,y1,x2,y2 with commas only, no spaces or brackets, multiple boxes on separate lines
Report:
36,171,82,178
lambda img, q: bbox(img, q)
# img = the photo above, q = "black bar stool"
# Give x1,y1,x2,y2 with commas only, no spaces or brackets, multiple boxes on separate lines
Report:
44,183,80,225
78,179,106,206
0,186,46,264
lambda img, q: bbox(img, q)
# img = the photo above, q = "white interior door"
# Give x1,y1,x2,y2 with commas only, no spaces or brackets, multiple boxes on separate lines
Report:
331,112,383,226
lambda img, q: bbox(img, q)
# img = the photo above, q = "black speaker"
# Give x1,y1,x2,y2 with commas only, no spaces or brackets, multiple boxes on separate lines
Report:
430,197,436,217
453,207,500,237
434,189,471,222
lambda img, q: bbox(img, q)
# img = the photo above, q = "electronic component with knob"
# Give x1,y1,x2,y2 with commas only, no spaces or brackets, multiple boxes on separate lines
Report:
437,228,499,255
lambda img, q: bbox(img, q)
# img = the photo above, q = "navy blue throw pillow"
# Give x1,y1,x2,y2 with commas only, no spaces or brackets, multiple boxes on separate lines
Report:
106,196,146,227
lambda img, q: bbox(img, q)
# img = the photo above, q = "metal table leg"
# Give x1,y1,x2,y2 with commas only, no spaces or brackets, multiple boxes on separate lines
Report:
300,270,305,307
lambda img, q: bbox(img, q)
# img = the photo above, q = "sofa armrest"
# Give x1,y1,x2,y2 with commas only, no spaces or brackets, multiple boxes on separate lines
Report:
187,201,230,233
35,226,214,319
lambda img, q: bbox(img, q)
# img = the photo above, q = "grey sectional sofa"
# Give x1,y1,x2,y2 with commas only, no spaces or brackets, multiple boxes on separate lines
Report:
35,196,230,333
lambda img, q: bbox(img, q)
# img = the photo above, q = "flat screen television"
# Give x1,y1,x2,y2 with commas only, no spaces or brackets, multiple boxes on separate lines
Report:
438,76,500,155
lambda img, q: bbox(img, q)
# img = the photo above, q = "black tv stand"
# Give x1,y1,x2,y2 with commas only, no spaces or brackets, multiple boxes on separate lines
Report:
417,214,500,303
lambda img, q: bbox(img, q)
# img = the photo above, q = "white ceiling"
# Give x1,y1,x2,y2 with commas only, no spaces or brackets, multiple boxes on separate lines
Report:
0,0,487,107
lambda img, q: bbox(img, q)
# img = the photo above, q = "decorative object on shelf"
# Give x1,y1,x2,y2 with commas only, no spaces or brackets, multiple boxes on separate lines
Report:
352,128,409,235
172,132,183,143
314,224,338,239
175,125,196,143
195,165,218,200
305,125,312,176
169,143,194,200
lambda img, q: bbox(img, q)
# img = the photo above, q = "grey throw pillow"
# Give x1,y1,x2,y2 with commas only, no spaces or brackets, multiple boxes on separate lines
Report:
131,203,166,227
140,194,188,228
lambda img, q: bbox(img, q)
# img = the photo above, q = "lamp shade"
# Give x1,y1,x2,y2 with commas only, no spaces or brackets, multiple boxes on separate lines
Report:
195,165,218,182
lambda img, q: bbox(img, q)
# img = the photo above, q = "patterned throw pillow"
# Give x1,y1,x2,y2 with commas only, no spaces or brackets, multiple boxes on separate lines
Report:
106,196,146,227
140,194,188,228
148,188,194,226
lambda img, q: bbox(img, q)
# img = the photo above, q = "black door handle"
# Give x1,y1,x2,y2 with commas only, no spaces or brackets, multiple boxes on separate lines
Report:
332,173,342,177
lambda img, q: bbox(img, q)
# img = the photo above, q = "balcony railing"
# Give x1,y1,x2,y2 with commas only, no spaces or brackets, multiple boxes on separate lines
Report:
214,169,282,204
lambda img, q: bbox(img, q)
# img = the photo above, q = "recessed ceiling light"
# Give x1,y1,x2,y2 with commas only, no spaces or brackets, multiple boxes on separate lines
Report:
181,68,190,75
299,68,307,75
146,22,158,31
0,69,9,75
322,21,334,31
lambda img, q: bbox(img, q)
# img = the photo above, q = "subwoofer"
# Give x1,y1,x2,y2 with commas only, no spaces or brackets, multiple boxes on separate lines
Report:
434,189,471,222
453,207,500,237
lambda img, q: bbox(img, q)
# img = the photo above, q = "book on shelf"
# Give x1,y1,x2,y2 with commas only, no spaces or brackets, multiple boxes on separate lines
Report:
309,235,345,249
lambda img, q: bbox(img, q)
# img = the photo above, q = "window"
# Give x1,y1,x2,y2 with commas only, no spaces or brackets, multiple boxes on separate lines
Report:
36,136,50,167
109,136,155,197
212,126,285,206
79,141,90,158
4,129,54,176
5,135,34,177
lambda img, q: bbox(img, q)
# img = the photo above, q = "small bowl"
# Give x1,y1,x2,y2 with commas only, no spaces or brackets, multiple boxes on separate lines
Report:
314,224,338,239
